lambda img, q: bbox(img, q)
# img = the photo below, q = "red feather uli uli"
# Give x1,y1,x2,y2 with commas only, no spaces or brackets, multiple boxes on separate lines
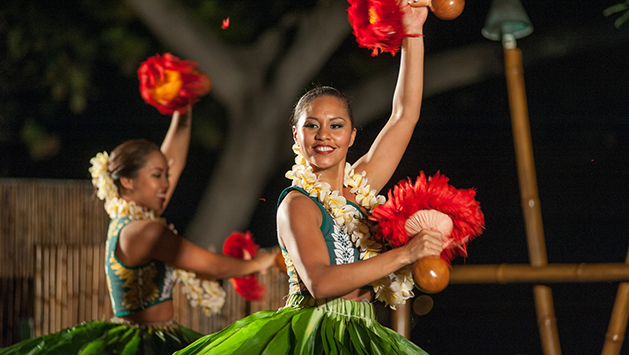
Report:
347,0,414,56
370,171,485,264
222,231,265,301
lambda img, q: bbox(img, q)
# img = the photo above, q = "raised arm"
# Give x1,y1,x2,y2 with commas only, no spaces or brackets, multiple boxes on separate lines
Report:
160,109,192,209
118,220,276,279
353,5,428,192
277,191,442,299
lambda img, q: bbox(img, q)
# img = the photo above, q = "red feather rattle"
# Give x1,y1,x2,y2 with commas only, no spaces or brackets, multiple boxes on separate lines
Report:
138,53,211,115
222,231,266,301
370,171,484,293
347,0,464,56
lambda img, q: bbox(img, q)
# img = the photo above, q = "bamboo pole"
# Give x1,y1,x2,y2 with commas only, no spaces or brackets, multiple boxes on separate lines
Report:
601,248,629,355
54,245,62,333
0,280,4,346
78,245,87,322
34,245,43,337
71,246,80,325
503,36,561,355
97,245,107,320
91,245,100,320
43,246,50,336
450,263,629,284
59,244,69,330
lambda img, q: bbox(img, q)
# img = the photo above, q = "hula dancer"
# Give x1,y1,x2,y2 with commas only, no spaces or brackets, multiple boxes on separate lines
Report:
0,98,276,354
175,2,442,354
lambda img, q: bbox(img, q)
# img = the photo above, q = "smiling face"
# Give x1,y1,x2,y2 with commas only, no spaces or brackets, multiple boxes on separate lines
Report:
119,150,170,212
293,95,357,173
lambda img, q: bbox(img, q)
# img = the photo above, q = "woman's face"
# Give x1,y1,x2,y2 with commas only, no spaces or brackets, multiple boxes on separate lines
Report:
293,95,356,172
122,150,170,212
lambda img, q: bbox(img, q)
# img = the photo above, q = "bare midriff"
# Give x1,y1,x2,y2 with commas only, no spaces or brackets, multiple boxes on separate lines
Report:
119,300,174,325
341,288,374,303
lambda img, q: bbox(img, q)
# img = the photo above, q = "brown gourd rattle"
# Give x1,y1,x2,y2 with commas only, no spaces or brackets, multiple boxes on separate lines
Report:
405,209,453,293
410,0,465,21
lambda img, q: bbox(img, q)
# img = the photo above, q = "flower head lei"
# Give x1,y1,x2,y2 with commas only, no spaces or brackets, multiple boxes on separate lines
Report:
89,151,225,316
285,144,415,309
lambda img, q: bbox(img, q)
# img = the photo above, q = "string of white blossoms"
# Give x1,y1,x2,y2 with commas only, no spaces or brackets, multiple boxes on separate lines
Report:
89,151,226,316
285,144,415,309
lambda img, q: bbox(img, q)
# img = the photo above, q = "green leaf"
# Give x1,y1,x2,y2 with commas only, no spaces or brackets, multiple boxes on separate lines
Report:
121,335,141,355
346,321,369,355
260,322,293,355
614,10,629,27
291,308,323,354
603,3,629,16
229,312,295,354
320,316,338,355
78,339,106,355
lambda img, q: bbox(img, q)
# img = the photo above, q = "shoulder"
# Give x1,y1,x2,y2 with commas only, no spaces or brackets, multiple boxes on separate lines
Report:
277,190,322,227
279,189,317,211
118,220,168,253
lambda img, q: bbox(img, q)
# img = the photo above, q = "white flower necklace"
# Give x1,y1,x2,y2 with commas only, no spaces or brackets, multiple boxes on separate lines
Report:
89,151,226,316
285,144,414,309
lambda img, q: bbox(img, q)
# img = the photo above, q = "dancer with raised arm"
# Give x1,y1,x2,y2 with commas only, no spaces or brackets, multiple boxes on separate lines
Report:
0,57,276,355
175,2,441,354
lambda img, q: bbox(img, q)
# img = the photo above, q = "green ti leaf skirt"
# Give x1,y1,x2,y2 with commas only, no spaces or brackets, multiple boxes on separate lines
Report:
175,294,429,355
0,319,202,355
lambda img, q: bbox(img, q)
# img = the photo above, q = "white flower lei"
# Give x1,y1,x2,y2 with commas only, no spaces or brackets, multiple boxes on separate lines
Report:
285,144,415,309
89,151,226,316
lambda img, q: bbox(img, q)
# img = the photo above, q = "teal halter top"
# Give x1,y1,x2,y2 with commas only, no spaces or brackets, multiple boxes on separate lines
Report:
105,217,176,317
277,186,370,297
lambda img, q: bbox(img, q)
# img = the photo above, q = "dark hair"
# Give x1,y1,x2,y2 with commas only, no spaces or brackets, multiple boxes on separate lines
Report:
108,139,161,191
290,86,354,129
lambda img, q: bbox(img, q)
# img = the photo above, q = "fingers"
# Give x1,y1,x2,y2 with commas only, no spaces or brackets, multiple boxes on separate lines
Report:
254,251,277,269
407,230,444,262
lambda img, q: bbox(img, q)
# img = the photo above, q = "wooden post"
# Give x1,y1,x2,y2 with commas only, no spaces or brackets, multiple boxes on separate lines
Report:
601,248,629,355
391,300,411,339
503,37,561,355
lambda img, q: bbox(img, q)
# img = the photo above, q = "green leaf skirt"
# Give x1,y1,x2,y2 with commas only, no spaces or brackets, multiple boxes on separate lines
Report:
0,319,202,355
175,295,429,355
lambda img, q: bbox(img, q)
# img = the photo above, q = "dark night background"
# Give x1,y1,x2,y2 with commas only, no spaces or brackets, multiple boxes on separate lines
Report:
2,0,629,353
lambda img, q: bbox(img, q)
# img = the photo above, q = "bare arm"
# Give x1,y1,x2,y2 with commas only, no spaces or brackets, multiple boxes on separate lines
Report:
117,220,276,279
353,6,428,192
160,109,192,211
277,191,442,299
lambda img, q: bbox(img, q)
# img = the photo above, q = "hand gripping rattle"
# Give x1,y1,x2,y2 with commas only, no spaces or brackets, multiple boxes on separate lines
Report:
370,172,484,293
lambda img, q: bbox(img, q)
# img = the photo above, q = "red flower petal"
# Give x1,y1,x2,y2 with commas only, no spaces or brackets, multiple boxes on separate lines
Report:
370,172,485,264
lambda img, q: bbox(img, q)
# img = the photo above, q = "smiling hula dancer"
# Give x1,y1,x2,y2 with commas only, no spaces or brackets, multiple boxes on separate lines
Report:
174,3,442,355
0,109,276,355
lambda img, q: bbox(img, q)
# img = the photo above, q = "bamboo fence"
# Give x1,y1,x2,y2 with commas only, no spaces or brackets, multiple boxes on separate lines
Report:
31,243,289,337
0,179,289,346
2,179,628,354
0,179,109,346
